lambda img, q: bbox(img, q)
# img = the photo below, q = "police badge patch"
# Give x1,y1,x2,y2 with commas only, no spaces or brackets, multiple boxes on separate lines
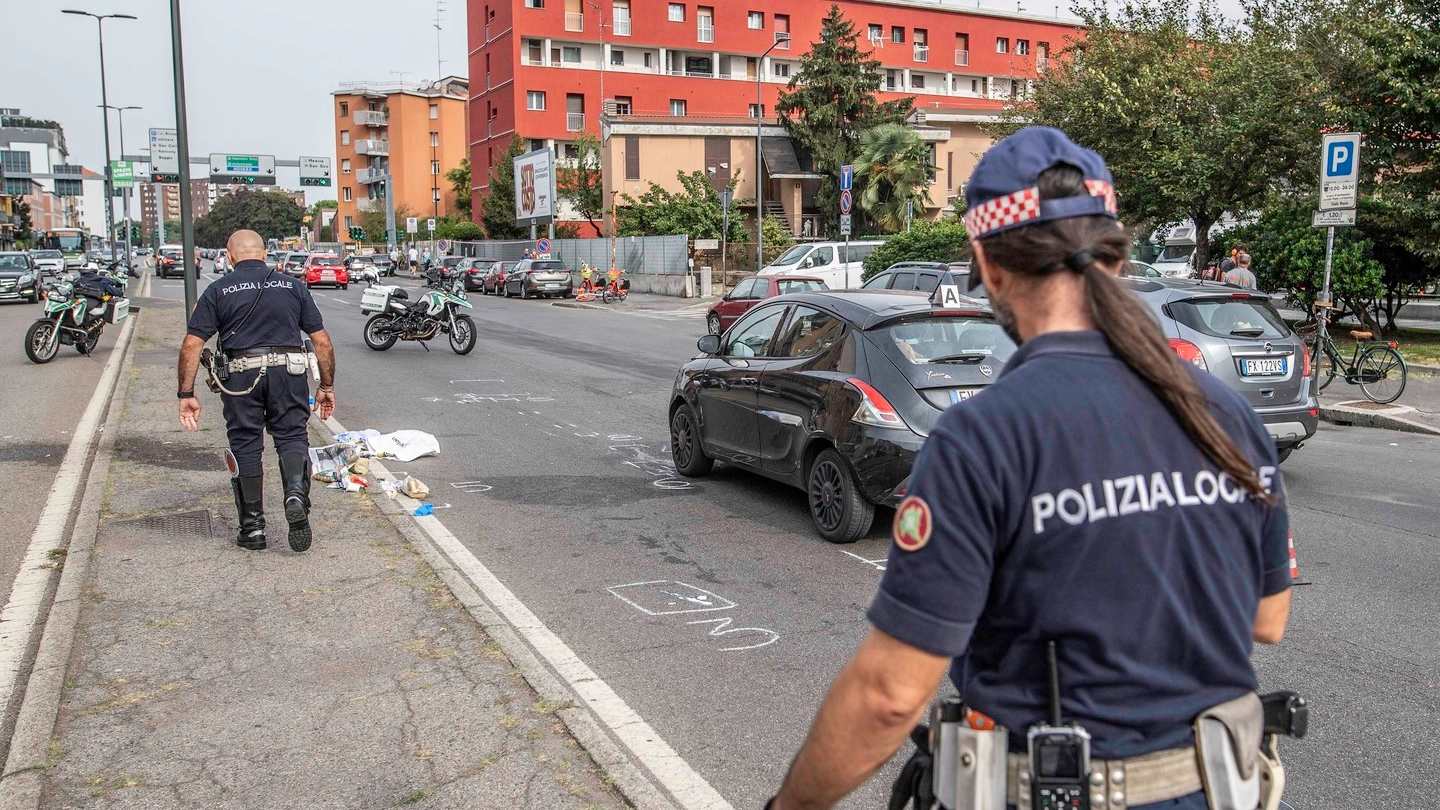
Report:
893,496,933,552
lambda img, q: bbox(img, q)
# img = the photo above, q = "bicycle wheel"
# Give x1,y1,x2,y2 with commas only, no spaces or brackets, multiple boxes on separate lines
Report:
1316,344,1340,392
1356,346,1407,404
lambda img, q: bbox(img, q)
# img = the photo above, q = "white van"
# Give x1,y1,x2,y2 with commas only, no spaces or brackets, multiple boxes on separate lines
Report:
1152,225,1196,278
758,240,884,289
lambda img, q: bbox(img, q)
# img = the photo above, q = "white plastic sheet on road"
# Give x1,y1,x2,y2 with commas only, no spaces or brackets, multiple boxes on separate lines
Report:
334,429,440,462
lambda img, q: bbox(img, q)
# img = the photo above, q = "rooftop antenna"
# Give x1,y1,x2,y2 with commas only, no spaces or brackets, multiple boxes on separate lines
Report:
390,69,411,89
434,0,447,81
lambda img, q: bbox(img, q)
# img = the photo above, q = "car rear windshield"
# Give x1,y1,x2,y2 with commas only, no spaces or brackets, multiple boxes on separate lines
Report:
312,257,343,266
34,250,62,258
873,315,1017,365
777,279,824,295
531,261,567,271
1167,297,1290,340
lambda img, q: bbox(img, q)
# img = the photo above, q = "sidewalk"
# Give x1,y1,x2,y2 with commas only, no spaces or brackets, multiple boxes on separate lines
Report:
3,299,626,809
1319,369,1440,436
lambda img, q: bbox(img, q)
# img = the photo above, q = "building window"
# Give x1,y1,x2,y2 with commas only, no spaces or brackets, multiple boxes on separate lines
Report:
527,91,547,110
562,46,582,63
563,142,580,160
955,33,970,66
429,104,439,119
668,3,684,22
891,25,904,44
341,159,351,174
344,216,353,229
430,132,439,147
774,14,789,47
567,94,586,131
613,0,631,35
614,96,633,115
343,187,352,202
996,37,1009,54
748,11,763,29
772,62,789,78
611,48,625,65
527,38,544,63
55,179,82,197
1016,39,1029,55
341,130,351,146
0,151,31,174
339,102,349,117
749,103,765,118
1037,41,1050,70
625,135,640,180
868,23,882,42
432,160,440,175
886,69,897,90
910,73,925,89
565,0,583,31
524,0,542,7
530,139,546,152
670,99,687,116
697,6,714,42
914,28,928,61
644,51,653,67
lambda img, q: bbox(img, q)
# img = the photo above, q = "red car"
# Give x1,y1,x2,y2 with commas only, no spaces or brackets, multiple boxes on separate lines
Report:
706,274,827,334
304,254,349,289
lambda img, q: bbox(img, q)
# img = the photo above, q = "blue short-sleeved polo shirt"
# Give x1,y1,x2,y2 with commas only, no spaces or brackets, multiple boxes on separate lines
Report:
187,259,324,351
868,330,1290,759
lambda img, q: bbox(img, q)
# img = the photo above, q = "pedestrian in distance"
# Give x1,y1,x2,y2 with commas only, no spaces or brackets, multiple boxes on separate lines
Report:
764,128,1292,810
176,229,337,553
1224,252,1259,290
1219,241,1249,276
408,245,419,277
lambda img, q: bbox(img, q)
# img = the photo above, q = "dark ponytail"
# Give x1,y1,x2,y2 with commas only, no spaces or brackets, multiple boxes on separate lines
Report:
980,166,1273,502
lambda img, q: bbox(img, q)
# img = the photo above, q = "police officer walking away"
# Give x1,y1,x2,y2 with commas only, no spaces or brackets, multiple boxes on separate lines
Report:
765,128,1293,810
176,229,336,553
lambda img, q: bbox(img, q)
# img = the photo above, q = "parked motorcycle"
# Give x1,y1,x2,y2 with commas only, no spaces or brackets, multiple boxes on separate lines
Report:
24,263,130,364
358,269,477,355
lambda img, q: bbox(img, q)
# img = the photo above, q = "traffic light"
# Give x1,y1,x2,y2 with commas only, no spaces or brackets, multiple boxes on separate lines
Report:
348,226,366,241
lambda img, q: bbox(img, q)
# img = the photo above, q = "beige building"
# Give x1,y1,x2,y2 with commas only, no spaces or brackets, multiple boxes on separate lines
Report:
600,107,996,236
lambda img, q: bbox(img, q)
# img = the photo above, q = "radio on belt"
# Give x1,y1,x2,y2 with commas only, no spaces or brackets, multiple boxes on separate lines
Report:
1027,641,1091,810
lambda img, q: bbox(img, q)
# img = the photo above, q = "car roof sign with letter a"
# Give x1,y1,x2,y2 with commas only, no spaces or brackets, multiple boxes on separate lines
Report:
932,284,964,307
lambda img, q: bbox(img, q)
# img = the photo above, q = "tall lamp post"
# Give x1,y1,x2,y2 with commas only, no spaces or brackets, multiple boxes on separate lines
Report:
100,104,140,263
63,9,136,262
755,33,789,272
166,0,199,314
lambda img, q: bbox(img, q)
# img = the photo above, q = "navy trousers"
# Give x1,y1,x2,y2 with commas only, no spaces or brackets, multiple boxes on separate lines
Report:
220,368,310,477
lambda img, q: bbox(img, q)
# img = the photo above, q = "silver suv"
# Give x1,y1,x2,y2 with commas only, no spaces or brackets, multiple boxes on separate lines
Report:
1122,277,1317,463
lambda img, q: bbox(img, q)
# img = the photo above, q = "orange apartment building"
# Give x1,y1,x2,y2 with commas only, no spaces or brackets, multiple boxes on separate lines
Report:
467,0,1081,234
331,77,469,245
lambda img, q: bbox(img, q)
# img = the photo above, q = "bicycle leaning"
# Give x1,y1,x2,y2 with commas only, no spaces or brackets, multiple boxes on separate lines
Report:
1294,313,1407,404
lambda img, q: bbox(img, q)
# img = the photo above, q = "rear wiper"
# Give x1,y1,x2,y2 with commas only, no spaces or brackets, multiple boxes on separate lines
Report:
1229,327,1266,337
926,353,988,364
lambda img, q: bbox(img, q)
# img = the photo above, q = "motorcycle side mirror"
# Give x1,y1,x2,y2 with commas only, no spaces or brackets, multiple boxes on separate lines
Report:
697,334,722,355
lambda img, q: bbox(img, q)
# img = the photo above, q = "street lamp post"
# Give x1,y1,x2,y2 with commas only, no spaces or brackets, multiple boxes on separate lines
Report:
63,9,136,262
100,104,141,263
167,0,200,314
755,34,789,272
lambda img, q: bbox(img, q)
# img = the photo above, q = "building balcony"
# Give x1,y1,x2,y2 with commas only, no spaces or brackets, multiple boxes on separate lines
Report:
613,17,630,36
357,167,388,185
353,110,388,127
355,139,390,156
567,112,585,131
565,11,583,31
955,49,969,66
914,44,929,62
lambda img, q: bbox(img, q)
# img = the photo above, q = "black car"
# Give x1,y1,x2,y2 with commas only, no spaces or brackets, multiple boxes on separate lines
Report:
861,261,974,295
459,258,501,292
669,289,1015,542
0,252,42,303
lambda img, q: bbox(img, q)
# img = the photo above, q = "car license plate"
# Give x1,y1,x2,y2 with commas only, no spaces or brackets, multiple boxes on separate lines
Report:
1242,358,1286,376
544,283,560,289
948,389,978,405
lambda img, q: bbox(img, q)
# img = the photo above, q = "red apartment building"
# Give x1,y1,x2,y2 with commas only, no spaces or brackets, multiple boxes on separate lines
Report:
468,0,1081,233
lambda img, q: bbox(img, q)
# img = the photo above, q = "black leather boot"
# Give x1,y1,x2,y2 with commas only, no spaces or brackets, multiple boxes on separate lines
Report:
232,476,266,550
278,452,312,552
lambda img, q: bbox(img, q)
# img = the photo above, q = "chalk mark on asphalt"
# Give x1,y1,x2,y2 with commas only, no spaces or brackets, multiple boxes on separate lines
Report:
607,580,736,615
450,481,493,494
686,617,781,651
843,550,888,571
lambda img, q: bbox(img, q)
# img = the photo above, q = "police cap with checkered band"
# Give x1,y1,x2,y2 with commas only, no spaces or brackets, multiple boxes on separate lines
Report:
961,127,1118,291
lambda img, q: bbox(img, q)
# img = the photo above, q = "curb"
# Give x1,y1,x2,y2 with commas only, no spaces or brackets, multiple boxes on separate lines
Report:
0,292,143,809
552,300,608,312
1318,402,1440,437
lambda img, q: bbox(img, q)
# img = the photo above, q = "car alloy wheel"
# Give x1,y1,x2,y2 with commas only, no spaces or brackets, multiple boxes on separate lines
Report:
707,314,722,335
669,404,713,476
807,448,874,544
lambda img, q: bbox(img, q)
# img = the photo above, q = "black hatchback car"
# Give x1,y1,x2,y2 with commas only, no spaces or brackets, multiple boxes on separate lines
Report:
669,290,1016,543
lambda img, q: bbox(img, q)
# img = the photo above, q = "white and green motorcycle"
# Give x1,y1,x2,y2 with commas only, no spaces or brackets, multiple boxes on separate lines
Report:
358,270,477,355
24,266,129,364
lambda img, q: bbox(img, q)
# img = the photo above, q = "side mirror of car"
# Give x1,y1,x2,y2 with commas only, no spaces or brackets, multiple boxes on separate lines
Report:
697,334,722,355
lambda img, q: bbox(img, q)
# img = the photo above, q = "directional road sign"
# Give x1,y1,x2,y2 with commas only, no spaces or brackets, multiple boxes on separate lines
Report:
298,156,332,188
209,153,277,186
1312,209,1356,228
1319,133,1360,211
148,128,180,183
839,189,853,215
110,160,134,189
840,164,854,192
535,237,551,254
406,217,419,234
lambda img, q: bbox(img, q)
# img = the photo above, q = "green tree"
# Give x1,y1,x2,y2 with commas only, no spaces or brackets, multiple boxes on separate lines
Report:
162,220,183,243
776,4,913,237
760,216,795,266
993,0,1323,270
13,198,33,246
193,189,305,246
318,225,333,242
446,158,472,219
480,136,528,239
358,202,418,247
861,220,970,280
558,131,604,235
617,171,750,242
855,124,933,233
434,217,485,241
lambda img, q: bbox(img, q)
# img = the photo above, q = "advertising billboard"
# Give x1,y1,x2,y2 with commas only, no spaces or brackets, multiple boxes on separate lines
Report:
513,149,555,225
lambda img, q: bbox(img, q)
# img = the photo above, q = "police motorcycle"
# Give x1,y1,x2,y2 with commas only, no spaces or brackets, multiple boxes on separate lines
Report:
357,268,477,355
890,644,1309,810
23,261,131,365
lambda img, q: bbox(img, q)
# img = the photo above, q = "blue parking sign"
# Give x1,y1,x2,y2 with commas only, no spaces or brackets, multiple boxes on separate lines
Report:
1325,141,1354,178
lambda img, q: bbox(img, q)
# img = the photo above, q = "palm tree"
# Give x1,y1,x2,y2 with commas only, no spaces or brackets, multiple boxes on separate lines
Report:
854,124,934,233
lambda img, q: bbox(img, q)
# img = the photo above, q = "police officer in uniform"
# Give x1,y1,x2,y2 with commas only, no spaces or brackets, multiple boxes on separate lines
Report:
176,229,336,553
765,128,1292,810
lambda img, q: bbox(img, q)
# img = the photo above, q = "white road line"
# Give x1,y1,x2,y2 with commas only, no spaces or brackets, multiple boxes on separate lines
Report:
322,414,732,810
0,279,142,717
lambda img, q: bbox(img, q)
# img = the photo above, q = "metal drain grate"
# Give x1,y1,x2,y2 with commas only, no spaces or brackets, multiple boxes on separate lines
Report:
113,509,214,537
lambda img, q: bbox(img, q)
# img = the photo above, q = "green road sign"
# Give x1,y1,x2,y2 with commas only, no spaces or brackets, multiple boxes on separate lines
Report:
111,160,134,189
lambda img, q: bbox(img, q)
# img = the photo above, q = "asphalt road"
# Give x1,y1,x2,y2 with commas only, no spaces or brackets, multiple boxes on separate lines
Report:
0,281,119,612
146,270,1437,810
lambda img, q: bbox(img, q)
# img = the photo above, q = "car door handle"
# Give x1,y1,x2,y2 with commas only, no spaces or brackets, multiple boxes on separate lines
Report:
739,377,759,387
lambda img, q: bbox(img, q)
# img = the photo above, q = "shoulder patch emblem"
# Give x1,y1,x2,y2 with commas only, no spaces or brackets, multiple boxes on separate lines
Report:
893,496,933,552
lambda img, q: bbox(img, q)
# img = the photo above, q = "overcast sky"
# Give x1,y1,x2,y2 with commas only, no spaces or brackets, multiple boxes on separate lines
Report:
4,0,1244,206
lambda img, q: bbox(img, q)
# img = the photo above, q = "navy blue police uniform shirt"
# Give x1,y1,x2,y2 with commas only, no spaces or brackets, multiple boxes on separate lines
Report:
869,330,1290,760
186,259,323,352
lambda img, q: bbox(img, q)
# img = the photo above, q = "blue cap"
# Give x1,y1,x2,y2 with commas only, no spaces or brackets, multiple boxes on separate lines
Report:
963,127,1118,240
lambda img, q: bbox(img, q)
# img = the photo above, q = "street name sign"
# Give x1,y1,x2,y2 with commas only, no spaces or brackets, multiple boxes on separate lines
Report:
1319,133,1360,211
694,239,720,250
148,128,179,182
209,153,277,185
298,156,332,187
1312,209,1356,228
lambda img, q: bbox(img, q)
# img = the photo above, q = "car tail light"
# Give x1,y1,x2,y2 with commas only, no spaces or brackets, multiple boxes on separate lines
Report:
1168,338,1208,371
1301,344,1312,378
1309,408,1319,418
847,378,908,429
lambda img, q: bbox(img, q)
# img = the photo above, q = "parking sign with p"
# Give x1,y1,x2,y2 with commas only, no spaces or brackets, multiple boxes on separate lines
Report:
1319,132,1360,211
